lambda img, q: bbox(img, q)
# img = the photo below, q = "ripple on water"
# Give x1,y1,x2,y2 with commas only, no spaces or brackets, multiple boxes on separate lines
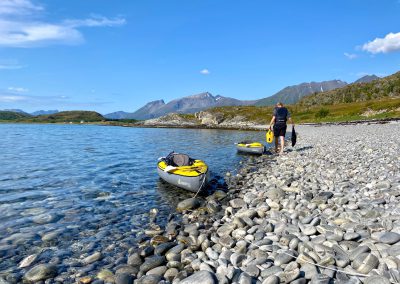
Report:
0,124,267,277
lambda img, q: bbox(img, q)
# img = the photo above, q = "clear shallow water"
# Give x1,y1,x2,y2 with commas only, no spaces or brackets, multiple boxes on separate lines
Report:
0,124,267,275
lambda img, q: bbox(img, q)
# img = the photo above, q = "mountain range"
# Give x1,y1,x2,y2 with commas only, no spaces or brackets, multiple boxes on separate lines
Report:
3,75,380,120
299,72,399,106
105,93,256,120
254,80,348,106
0,109,59,116
105,75,379,120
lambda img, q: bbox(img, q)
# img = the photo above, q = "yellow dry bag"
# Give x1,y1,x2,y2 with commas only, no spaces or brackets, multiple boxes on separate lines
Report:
266,129,274,143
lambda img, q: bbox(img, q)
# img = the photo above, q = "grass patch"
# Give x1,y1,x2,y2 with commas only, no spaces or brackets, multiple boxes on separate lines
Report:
204,97,400,124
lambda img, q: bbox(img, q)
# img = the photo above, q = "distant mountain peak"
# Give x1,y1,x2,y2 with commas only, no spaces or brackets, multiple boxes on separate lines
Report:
106,92,255,120
188,92,213,99
354,74,380,84
255,80,348,106
149,99,165,104
31,110,59,116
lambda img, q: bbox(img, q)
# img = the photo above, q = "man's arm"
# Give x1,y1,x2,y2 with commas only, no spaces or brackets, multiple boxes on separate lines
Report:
269,116,275,129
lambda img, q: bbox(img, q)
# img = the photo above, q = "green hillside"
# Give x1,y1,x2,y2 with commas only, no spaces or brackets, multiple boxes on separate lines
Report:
0,111,104,123
299,71,400,106
204,96,400,124
31,111,105,122
0,111,32,121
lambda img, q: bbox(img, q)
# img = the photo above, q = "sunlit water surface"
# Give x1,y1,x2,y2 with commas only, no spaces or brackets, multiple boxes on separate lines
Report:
0,124,268,276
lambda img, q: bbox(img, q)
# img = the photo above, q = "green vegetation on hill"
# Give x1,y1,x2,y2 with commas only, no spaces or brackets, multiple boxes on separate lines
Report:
0,111,32,120
205,96,400,124
299,71,400,106
291,97,400,122
206,106,274,124
0,111,104,123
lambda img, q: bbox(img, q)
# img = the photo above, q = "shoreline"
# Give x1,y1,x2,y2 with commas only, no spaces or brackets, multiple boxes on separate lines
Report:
91,122,399,284
1,116,399,132
2,122,400,283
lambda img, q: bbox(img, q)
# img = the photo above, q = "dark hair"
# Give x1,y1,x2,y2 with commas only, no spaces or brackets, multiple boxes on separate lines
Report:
277,102,283,107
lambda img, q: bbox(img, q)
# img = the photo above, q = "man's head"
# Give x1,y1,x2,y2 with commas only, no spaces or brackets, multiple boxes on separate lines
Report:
276,102,283,107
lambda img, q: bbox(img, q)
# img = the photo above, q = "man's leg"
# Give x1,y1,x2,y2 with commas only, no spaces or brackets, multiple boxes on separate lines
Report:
275,137,279,152
279,135,285,154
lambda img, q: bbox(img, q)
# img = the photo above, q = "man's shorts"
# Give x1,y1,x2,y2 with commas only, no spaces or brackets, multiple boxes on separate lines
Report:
273,124,287,137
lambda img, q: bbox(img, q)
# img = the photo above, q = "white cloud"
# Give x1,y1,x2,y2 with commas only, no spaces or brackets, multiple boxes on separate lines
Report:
0,20,83,47
200,69,210,75
344,52,358,60
0,94,27,102
0,0,43,16
0,62,24,69
0,92,109,107
362,32,400,54
0,0,126,47
64,16,126,28
8,86,28,92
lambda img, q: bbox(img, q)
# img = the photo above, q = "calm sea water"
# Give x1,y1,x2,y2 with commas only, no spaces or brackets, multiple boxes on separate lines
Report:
0,124,267,275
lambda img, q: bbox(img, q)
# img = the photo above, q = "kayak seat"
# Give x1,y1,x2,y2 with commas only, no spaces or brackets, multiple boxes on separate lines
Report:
172,154,191,166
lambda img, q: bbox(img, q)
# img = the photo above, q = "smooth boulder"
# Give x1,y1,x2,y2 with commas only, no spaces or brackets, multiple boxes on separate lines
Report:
179,270,218,284
24,264,57,282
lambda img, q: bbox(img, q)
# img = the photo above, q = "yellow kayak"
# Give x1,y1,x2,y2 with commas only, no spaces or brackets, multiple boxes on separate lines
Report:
236,141,265,155
157,153,209,192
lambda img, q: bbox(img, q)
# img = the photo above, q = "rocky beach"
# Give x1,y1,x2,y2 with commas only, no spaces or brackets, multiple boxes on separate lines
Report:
2,122,400,284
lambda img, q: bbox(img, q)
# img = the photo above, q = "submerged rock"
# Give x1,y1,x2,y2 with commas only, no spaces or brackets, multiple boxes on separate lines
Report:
176,198,202,212
24,264,57,282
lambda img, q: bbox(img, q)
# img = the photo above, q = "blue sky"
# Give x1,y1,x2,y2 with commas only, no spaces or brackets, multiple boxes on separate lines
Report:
1,0,400,114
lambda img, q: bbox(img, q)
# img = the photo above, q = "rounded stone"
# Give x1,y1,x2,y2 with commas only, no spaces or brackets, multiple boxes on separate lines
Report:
238,272,252,284
115,273,133,284
165,244,185,261
179,270,218,284
310,274,331,284
243,265,260,278
230,253,246,267
205,247,219,260
230,198,247,208
364,275,391,284
137,274,162,284
164,268,179,282
262,275,280,284
139,255,166,273
352,253,379,274
83,251,102,264
150,235,169,246
24,264,57,282
145,266,167,276
274,251,295,266
32,213,60,224
176,198,201,212
282,268,300,282
266,188,285,201
154,242,175,255
97,269,114,282
127,252,143,266
344,232,360,241
19,254,39,268
372,232,400,245
302,226,317,236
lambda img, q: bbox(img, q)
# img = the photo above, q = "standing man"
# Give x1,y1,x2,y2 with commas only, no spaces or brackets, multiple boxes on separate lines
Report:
269,102,294,154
